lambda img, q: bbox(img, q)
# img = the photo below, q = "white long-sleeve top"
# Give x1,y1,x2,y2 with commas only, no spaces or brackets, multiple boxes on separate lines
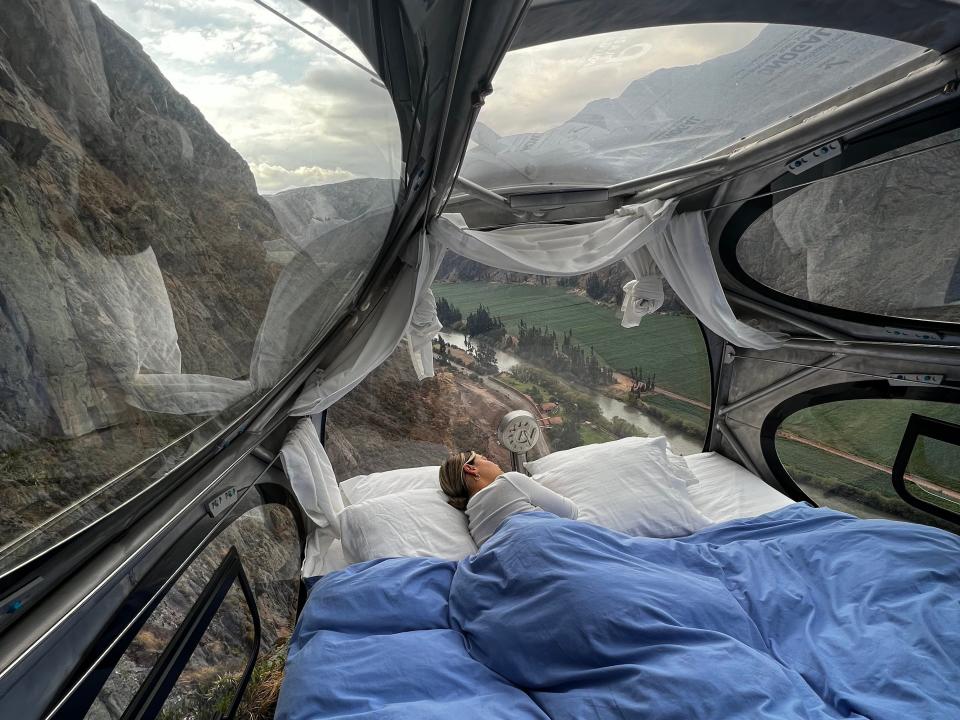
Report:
465,471,579,546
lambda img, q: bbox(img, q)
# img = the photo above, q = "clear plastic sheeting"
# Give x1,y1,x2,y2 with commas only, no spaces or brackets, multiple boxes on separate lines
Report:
291,231,446,415
738,127,960,323
461,23,924,190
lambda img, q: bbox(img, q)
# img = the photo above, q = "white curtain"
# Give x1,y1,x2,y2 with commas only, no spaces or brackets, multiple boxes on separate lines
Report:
428,200,784,350
620,246,664,328
289,230,445,416
645,211,785,350
406,287,444,381
279,417,344,536
430,199,675,276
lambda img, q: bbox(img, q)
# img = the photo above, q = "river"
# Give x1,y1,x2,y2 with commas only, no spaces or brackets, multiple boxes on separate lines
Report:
439,331,703,455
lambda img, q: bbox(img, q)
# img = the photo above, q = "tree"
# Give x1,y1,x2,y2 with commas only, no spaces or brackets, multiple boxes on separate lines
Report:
553,410,584,450
465,304,505,342
585,273,604,300
471,341,499,374
436,297,462,327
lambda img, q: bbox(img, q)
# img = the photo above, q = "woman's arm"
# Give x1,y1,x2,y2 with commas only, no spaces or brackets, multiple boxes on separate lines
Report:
502,472,579,520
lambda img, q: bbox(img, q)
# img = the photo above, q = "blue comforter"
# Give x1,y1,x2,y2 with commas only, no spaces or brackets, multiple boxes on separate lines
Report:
277,505,960,719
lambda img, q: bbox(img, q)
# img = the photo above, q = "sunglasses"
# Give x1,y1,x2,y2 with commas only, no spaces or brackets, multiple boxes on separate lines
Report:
461,451,478,482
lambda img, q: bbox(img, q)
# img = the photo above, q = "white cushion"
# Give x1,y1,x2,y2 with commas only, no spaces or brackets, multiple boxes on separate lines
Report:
340,488,478,563
527,435,698,487
340,465,439,504
526,436,712,538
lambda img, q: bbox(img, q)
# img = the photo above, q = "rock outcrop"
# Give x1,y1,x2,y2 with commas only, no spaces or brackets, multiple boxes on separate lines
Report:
0,0,295,551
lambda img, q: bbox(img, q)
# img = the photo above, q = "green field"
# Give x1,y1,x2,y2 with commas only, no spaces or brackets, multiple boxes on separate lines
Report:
782,399,960,492
640,394,711,439
433,281,710,403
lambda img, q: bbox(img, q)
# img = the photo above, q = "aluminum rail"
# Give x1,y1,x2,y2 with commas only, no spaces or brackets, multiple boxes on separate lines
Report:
715,419,762,477
727,292,852,341
453,175,517,213
718,354,846,417
784,338,960,366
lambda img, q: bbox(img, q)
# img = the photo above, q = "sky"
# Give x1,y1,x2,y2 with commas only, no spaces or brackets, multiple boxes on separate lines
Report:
95,0,401,194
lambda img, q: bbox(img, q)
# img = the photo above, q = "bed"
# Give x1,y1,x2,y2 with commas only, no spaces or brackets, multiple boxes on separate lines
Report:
300,449,795,577
277,434,960,719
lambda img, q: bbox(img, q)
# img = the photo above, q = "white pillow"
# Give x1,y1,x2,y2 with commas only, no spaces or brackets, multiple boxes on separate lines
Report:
526,437,712,538
340,488,477,563
340,466,439,504
526,435,699,487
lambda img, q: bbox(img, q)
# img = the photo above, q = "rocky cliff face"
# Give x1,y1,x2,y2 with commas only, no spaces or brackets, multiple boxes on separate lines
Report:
325,345,515,478
0,0,285,454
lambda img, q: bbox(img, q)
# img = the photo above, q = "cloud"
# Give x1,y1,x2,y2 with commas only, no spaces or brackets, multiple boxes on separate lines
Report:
91,1,770,195
93,0,399,191
150,26,281,65
251,162,355,193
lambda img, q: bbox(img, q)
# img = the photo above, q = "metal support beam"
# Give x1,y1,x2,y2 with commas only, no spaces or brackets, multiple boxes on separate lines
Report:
607,156,728,198
718,354,845,416
716,419,762,477
453,176,522,215
785,338,960,366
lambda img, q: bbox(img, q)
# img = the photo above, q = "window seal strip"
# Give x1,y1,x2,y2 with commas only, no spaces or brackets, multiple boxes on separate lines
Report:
120,546,260,720
891,413,960,523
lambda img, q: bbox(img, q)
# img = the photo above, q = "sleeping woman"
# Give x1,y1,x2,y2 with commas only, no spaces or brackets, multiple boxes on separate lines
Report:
439,450,578,546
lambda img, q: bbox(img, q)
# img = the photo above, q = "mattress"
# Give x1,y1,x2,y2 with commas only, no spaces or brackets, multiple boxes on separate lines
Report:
301,451,795,577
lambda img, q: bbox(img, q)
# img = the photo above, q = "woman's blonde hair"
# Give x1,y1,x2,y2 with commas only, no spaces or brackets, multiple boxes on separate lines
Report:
439,451,473,511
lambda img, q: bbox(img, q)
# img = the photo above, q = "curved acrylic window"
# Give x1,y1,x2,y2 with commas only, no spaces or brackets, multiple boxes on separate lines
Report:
775,397,960,531
460,23,925,189
0,0,400,571
328,262,711,484
737,126,960,323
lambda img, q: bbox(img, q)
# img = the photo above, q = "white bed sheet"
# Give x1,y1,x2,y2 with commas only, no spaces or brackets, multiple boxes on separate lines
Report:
301,452,795,577
685,452,794,523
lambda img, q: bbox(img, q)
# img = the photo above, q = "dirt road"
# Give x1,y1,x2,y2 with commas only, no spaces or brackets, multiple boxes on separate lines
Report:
610,371,710,410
